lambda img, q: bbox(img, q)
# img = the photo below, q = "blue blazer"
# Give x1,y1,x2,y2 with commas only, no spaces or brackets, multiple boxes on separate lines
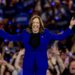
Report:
0,28,73,52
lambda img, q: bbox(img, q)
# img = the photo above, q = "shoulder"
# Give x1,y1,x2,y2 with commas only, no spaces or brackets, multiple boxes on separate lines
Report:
22,29,28,33
21,29,29,36
44,28,49,33
44,28,52,34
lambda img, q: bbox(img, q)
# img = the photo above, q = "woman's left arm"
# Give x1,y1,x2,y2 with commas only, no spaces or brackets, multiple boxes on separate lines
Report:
47,17,75,41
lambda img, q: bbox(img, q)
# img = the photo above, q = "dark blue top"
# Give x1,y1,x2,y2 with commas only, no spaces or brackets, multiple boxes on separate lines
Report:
0,28,73,52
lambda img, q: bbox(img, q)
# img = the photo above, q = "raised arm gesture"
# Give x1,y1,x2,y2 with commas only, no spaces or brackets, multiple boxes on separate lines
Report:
69,17,75,29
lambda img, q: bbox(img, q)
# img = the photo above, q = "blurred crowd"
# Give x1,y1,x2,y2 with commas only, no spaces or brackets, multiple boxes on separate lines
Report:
0,0,75,75
0,0,75,32
0,40,24,75
47,40,75,75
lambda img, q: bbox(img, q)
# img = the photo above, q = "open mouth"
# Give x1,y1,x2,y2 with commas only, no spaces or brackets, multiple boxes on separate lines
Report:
71,68,75,70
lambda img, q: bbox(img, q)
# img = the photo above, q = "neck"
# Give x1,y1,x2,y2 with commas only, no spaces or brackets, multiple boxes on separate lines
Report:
32,30,39,34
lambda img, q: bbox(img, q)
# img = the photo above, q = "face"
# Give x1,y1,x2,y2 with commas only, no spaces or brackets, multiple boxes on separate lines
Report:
32,18,40,33
69,61,75,74
60,52,67,61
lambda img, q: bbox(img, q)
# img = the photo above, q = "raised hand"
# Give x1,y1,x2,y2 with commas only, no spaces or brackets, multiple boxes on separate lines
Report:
69,17,75,28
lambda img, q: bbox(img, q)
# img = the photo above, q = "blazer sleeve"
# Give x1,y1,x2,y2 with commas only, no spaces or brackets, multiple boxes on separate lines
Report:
0,29,27,42
45,28,73,41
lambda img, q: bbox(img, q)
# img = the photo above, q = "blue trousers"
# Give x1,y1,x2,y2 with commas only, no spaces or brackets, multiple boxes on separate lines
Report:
23,51,48,75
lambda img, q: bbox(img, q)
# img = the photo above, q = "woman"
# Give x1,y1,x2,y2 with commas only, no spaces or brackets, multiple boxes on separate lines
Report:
62,58,75,75
0,15,75,75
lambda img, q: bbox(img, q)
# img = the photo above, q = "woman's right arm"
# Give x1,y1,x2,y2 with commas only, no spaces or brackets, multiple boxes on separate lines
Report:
0,29,27,42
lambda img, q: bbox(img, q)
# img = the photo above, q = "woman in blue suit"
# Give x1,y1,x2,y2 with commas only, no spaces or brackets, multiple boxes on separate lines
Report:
0,15,75,75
